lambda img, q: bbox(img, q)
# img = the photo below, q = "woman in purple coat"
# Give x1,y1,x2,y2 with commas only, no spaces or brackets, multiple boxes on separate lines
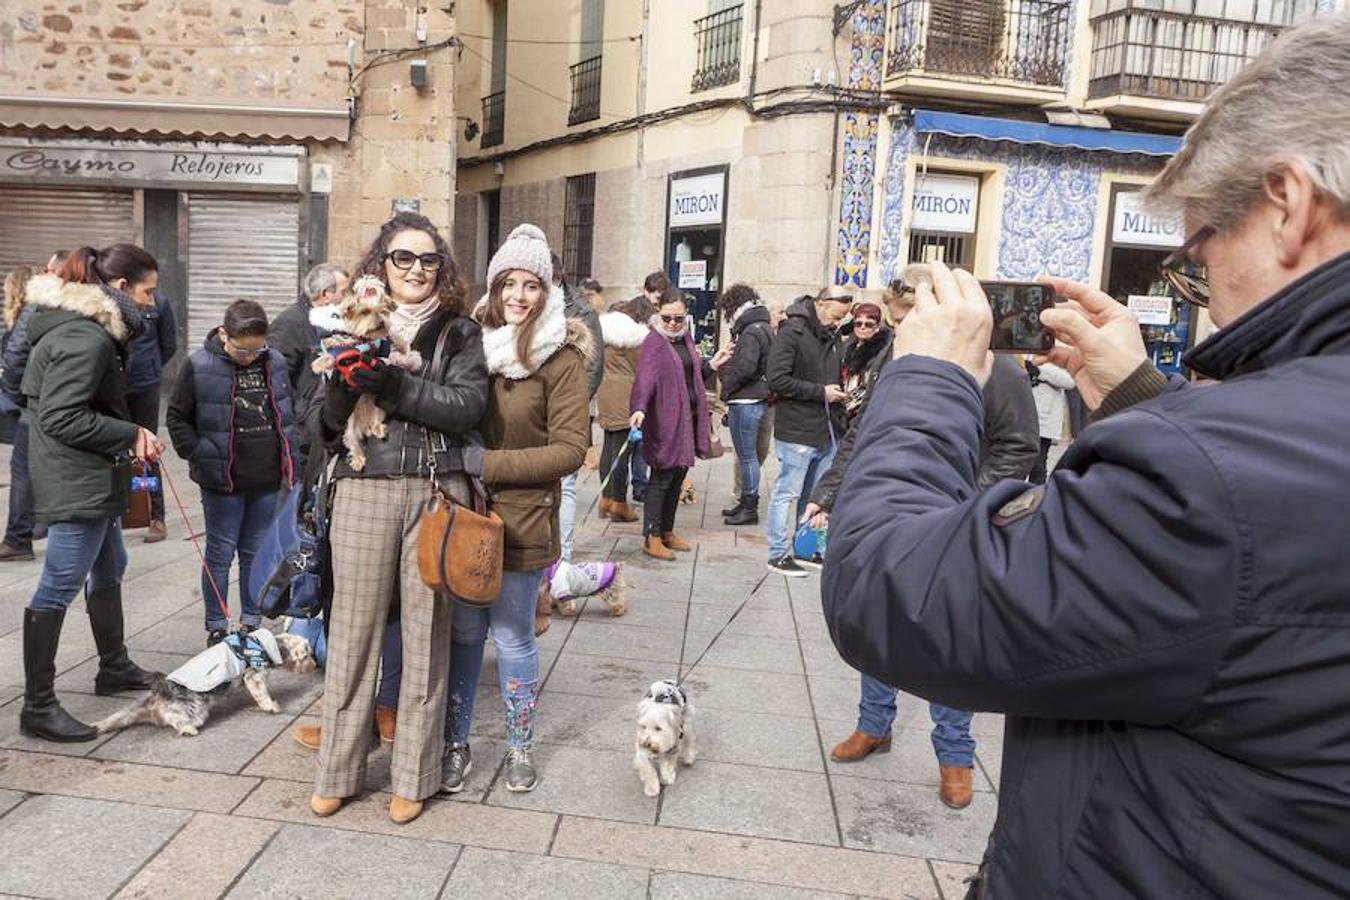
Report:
628,291,711,560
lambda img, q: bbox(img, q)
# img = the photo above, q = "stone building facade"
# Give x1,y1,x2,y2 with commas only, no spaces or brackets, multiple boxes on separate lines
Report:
0,0,457,363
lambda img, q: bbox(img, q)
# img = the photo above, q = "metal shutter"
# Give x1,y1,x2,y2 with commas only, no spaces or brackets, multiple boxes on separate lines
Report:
0,186,135,274
186,193,300,348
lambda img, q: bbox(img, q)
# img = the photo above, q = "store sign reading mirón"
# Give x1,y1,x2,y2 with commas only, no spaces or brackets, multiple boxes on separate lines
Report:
0,140,300,188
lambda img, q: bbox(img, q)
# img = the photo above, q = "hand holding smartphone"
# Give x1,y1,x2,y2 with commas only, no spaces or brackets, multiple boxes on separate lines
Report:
980,281,1057,353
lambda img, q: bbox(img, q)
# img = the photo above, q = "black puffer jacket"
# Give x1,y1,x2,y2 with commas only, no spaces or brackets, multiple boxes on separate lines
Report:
311,309,488,480
718,304,773,402
765,297,846,448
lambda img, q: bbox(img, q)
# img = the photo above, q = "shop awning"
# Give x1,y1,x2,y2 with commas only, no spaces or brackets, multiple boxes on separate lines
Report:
0,94,350,143
912,109,1182,157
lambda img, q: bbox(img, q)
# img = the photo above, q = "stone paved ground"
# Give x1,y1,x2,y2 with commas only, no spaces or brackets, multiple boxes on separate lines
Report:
0,436,1004,899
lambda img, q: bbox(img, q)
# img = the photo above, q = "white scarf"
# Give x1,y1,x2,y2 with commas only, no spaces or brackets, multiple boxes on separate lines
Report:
388,293,440,347
480,283,569,379
649,313,689,342
728,299,763,329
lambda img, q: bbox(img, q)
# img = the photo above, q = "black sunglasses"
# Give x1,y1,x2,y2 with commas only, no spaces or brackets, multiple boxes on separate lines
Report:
659,314,684,325
1159,225,1214,308
385,249,444,272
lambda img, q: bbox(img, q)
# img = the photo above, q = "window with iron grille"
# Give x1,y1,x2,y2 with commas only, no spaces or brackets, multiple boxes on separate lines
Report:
886,0,1071,87
569,56,602,125
692,3,743,92
564,174,596,280
481,91,505,148
484,189,501,263
482,0,508,147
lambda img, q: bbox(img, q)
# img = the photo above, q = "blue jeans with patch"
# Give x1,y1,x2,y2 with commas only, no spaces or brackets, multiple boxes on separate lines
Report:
765,439,835,559
29,517,127,611
200,489,278,632
857,672,976,767
446,568,544,749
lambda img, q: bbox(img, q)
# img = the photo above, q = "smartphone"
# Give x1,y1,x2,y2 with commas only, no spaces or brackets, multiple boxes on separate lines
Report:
981,280,1056,353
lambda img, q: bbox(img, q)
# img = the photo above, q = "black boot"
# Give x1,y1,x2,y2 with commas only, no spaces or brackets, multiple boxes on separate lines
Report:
721,496,746,517
724,493,760,526
20,609,97,742
87,586,157,695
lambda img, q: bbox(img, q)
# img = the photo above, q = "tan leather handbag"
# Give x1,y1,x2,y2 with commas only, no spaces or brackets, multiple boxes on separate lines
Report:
414,321,504,606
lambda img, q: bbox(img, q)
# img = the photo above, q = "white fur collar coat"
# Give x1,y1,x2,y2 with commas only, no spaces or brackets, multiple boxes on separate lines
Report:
24,273,129,342
599,310,649,350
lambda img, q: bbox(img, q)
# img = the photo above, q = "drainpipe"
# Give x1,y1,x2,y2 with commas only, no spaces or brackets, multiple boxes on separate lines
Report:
637,0,651,168
747,0,763,103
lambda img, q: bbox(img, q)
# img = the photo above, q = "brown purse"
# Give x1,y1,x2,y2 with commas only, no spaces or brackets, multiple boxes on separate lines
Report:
414,321,504,606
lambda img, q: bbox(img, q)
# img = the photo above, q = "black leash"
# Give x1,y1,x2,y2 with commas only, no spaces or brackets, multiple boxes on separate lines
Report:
676,569,773,686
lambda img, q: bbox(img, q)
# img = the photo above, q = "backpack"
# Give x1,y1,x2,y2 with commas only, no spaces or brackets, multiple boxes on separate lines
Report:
250,459,334,620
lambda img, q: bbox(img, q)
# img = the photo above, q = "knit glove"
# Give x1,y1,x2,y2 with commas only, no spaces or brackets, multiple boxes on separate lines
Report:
349,358,404,404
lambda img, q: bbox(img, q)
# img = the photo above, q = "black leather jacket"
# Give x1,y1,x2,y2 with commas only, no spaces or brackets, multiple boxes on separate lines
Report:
310,310,489,480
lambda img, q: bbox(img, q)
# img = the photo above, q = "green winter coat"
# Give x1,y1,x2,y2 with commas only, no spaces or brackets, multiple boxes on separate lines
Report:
20,274,140,522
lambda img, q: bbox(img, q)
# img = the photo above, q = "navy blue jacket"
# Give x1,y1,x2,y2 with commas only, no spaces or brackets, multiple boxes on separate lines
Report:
1,304,35,408
124,291,177,393
166,333,300,494
822,252,1350,898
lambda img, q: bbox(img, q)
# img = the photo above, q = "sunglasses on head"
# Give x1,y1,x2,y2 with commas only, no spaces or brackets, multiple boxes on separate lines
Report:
385,249,444,272
659,314,685,325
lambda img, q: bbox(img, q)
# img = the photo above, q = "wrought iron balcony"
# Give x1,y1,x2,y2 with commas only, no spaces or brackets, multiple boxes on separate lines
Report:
481,90,505,148
568,55,603,125
1088,1,1315,102
886,0,1071,87
692,4,743,92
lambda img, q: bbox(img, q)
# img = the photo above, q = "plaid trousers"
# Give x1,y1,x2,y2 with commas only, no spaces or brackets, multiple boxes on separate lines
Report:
315,475,466,801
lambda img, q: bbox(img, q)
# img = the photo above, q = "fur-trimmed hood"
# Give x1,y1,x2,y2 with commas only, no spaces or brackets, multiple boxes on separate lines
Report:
24,273,131,343
599,310,649,350
476,283,595,379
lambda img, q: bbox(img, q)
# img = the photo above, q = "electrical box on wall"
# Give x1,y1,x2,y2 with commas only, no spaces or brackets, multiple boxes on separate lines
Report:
410,59,429,89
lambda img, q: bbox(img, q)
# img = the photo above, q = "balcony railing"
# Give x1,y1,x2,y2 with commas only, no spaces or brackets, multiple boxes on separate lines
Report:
886,0,1071,87
692,4,743,92
568,55,602,125
1088,1,1314,102
481,90,505,148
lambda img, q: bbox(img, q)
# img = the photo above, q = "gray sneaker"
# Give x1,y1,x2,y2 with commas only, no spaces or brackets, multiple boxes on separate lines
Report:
503,748,538,793
440,743,472,794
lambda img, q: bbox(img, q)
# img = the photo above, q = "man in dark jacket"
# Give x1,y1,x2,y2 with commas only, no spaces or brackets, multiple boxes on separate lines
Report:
823,18,1350,897
123,289,178,542
271,262,348,421
763,288,851,575
807,278,1037,808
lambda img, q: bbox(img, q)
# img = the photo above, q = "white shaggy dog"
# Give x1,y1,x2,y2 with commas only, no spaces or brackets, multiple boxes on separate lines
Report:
633,679,697,796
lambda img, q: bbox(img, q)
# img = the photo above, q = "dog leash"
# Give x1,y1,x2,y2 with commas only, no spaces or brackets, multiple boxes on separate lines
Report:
676,568,773,687
160,459,233,624
577,426,642,526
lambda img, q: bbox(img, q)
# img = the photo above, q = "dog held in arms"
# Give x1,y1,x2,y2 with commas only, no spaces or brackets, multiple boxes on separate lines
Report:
94,630,317,737
633,679,697,796
310,275,423,471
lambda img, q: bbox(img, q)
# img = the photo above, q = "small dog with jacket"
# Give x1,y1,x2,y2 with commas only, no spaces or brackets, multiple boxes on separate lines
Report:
633,679,697,796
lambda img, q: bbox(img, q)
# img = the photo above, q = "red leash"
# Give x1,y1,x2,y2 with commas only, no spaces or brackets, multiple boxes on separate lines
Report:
158,459,232,624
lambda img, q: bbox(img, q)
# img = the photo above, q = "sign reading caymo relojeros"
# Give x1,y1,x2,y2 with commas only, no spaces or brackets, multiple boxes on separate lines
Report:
0,138,302,190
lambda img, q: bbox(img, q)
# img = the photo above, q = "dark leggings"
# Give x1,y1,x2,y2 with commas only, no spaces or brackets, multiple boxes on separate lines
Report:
642,466,688,537
600,428,631,502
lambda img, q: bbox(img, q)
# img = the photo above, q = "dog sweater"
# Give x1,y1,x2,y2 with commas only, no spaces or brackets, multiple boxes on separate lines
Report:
167,630,284,692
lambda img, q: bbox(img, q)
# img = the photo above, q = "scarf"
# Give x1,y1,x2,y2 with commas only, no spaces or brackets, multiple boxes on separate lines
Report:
388,293,440,347
650,313,689,342
480,283,569,379
728,299,763,329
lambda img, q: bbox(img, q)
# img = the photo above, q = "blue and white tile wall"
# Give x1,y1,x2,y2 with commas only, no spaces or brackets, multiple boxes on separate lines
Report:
832,0,887,288
877,125,1161,285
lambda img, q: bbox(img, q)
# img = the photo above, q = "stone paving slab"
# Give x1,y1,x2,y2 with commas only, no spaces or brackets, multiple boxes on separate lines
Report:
551,816,940,900
0,788,23,817
442,846,649,900
0,633,97,689
0,750,258,813
487,743,658,825
113,811,280,900
53,650,191,698
649,872,856,900
679,665,813,718
658,757,840,846
929,860,981,900
831,775,997,864
694,705,826,773
541,652,673,700
92,694,298,775
224,823,460,900
818,720,998,794
0,691,126,758
0,794,191,900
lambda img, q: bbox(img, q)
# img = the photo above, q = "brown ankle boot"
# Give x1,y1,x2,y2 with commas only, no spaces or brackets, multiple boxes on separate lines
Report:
608,501,638,523
310,793,344,817
829,730,893,763
662,531,692,552
598,498,615,519
375,705,397,745
939,765,974,809
388,795,423,824
643,535,675,560
293,724,321,751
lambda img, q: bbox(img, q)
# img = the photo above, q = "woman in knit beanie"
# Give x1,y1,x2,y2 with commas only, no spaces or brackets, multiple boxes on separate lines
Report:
440,223,590,795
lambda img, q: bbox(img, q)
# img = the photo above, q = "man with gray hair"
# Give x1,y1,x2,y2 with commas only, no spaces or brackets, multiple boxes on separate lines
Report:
823,14,1350,898
271,262,349,418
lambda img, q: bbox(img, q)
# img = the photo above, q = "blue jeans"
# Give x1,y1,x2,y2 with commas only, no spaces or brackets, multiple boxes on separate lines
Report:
29,517,127,611
765,439,835,559
728,402,768,497
4,414,35,550
288,616,401,707
447,568,544,749
200,490,278,631
559,472,577,562
857,672,976,767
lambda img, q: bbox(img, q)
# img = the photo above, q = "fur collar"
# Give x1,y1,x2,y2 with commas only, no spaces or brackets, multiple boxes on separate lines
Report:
24,274,128,342
599,310,649,350
477,282,586,379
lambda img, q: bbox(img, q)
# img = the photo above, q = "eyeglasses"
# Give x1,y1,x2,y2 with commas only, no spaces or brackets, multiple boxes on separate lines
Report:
659,314,685,325
853,318,879,329
224,336,267,358
385,249,444,272
1160,224,1214,308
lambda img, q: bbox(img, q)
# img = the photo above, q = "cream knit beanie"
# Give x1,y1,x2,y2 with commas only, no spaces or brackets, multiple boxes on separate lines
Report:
486,223,554,289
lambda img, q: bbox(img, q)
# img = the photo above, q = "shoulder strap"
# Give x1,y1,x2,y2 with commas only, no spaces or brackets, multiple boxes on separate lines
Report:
430,317,455,377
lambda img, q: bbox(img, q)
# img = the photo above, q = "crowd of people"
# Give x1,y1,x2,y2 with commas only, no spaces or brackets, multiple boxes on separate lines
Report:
1,14,1347,896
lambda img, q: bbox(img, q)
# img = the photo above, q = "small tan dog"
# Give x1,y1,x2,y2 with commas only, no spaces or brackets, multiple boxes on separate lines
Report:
310,275,423,470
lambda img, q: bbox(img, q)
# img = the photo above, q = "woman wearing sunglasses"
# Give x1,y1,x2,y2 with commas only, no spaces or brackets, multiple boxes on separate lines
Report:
310,212,488,825
629,287,712,560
